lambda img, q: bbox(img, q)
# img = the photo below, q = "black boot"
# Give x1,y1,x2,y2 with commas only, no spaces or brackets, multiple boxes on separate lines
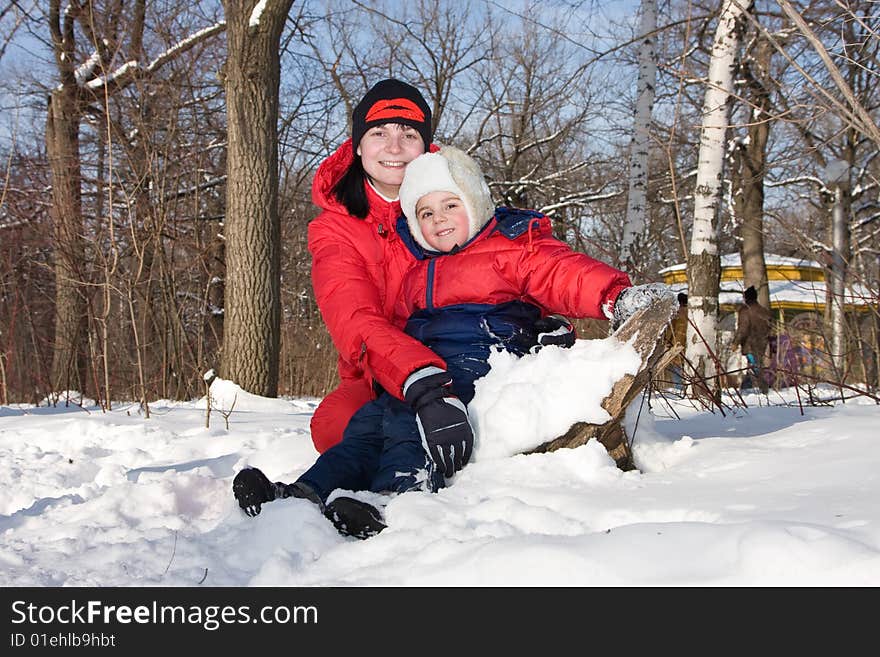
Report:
233,467,289,517
324,497,387,540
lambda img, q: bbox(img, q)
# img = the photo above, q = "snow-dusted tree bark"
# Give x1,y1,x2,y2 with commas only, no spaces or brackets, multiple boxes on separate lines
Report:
686,0,752,396
620,0,657,277
219,0,293,397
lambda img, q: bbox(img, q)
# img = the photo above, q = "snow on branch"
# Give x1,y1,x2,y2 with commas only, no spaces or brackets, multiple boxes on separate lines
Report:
146,22,226,74
540,188,623,215
765,175,825,190
74,49,101,86
163,175,227,202
84,22,226,94
489,160,594,192
85,59,138,90
516,127,567,155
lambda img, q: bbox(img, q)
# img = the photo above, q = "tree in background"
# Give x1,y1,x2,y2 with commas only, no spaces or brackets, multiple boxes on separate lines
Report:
620,0,658,280
220,0,294,397
46,0,89,397
731,35,773,310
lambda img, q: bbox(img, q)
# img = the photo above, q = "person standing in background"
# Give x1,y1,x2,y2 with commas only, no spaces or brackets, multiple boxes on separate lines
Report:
733,285,773,394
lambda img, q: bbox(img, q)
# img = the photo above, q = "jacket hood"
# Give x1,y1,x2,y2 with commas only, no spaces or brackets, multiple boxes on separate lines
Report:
311,139,357,215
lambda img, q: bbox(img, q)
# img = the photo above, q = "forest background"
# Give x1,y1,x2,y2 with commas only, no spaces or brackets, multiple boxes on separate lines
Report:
0,0,878,409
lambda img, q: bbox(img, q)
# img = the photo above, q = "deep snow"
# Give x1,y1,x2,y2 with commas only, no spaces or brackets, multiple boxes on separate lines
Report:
2,338,879,587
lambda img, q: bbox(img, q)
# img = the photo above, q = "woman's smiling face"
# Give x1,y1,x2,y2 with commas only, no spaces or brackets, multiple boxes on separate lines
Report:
357,124,425,197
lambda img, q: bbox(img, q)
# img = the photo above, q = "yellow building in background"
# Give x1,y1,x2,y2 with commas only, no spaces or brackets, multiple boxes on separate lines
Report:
659,253,877,385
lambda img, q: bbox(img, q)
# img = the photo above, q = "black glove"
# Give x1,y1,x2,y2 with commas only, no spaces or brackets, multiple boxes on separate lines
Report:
233,467,322,517
534,314,576,349
610,283,675,331
232,467,278,517
403,367,474,478
324,497,387,540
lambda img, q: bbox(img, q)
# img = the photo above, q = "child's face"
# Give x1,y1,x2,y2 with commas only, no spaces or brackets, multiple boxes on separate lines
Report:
357,124,425,197
415,191,470,252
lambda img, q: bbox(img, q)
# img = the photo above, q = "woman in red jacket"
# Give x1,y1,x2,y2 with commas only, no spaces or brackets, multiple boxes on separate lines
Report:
308,79,448,453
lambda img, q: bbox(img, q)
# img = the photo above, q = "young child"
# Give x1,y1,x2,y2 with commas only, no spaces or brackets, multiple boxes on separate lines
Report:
233,146,670,538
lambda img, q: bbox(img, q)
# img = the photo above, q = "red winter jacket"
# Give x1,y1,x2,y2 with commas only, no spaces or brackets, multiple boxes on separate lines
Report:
308,140,446,400
395,208,631,334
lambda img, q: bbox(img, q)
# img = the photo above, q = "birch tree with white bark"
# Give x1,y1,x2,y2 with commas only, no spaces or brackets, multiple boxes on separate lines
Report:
686,0,753,397
620,0,658,278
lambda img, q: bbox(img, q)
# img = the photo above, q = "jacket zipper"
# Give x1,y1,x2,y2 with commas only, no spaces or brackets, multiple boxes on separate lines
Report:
426,259,436,311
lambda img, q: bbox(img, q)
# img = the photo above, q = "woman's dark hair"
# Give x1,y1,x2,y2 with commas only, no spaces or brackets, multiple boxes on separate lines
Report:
332,157,370,219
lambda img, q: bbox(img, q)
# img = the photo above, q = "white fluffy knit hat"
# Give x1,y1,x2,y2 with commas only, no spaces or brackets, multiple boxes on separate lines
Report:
399,145,495,251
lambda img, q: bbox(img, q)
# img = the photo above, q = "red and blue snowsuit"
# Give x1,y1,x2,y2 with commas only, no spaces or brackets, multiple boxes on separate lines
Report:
297,206,631,501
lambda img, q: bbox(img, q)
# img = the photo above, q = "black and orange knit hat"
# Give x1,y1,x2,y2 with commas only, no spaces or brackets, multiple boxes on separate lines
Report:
351,79,432,151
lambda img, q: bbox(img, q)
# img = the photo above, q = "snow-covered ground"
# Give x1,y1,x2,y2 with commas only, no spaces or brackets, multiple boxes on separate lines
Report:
2,339,879,587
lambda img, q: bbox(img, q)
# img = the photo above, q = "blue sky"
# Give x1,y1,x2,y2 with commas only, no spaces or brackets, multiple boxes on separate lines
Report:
0,0,646,149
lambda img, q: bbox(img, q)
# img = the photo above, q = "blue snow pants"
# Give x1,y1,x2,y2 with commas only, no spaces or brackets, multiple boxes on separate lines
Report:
296,393,445,502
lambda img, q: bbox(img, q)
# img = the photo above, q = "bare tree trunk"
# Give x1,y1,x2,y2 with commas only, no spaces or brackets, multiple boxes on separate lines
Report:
686,0,752,397
219,0,292,396
733,39,772,309
621,0,657,277
46,85,88,397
